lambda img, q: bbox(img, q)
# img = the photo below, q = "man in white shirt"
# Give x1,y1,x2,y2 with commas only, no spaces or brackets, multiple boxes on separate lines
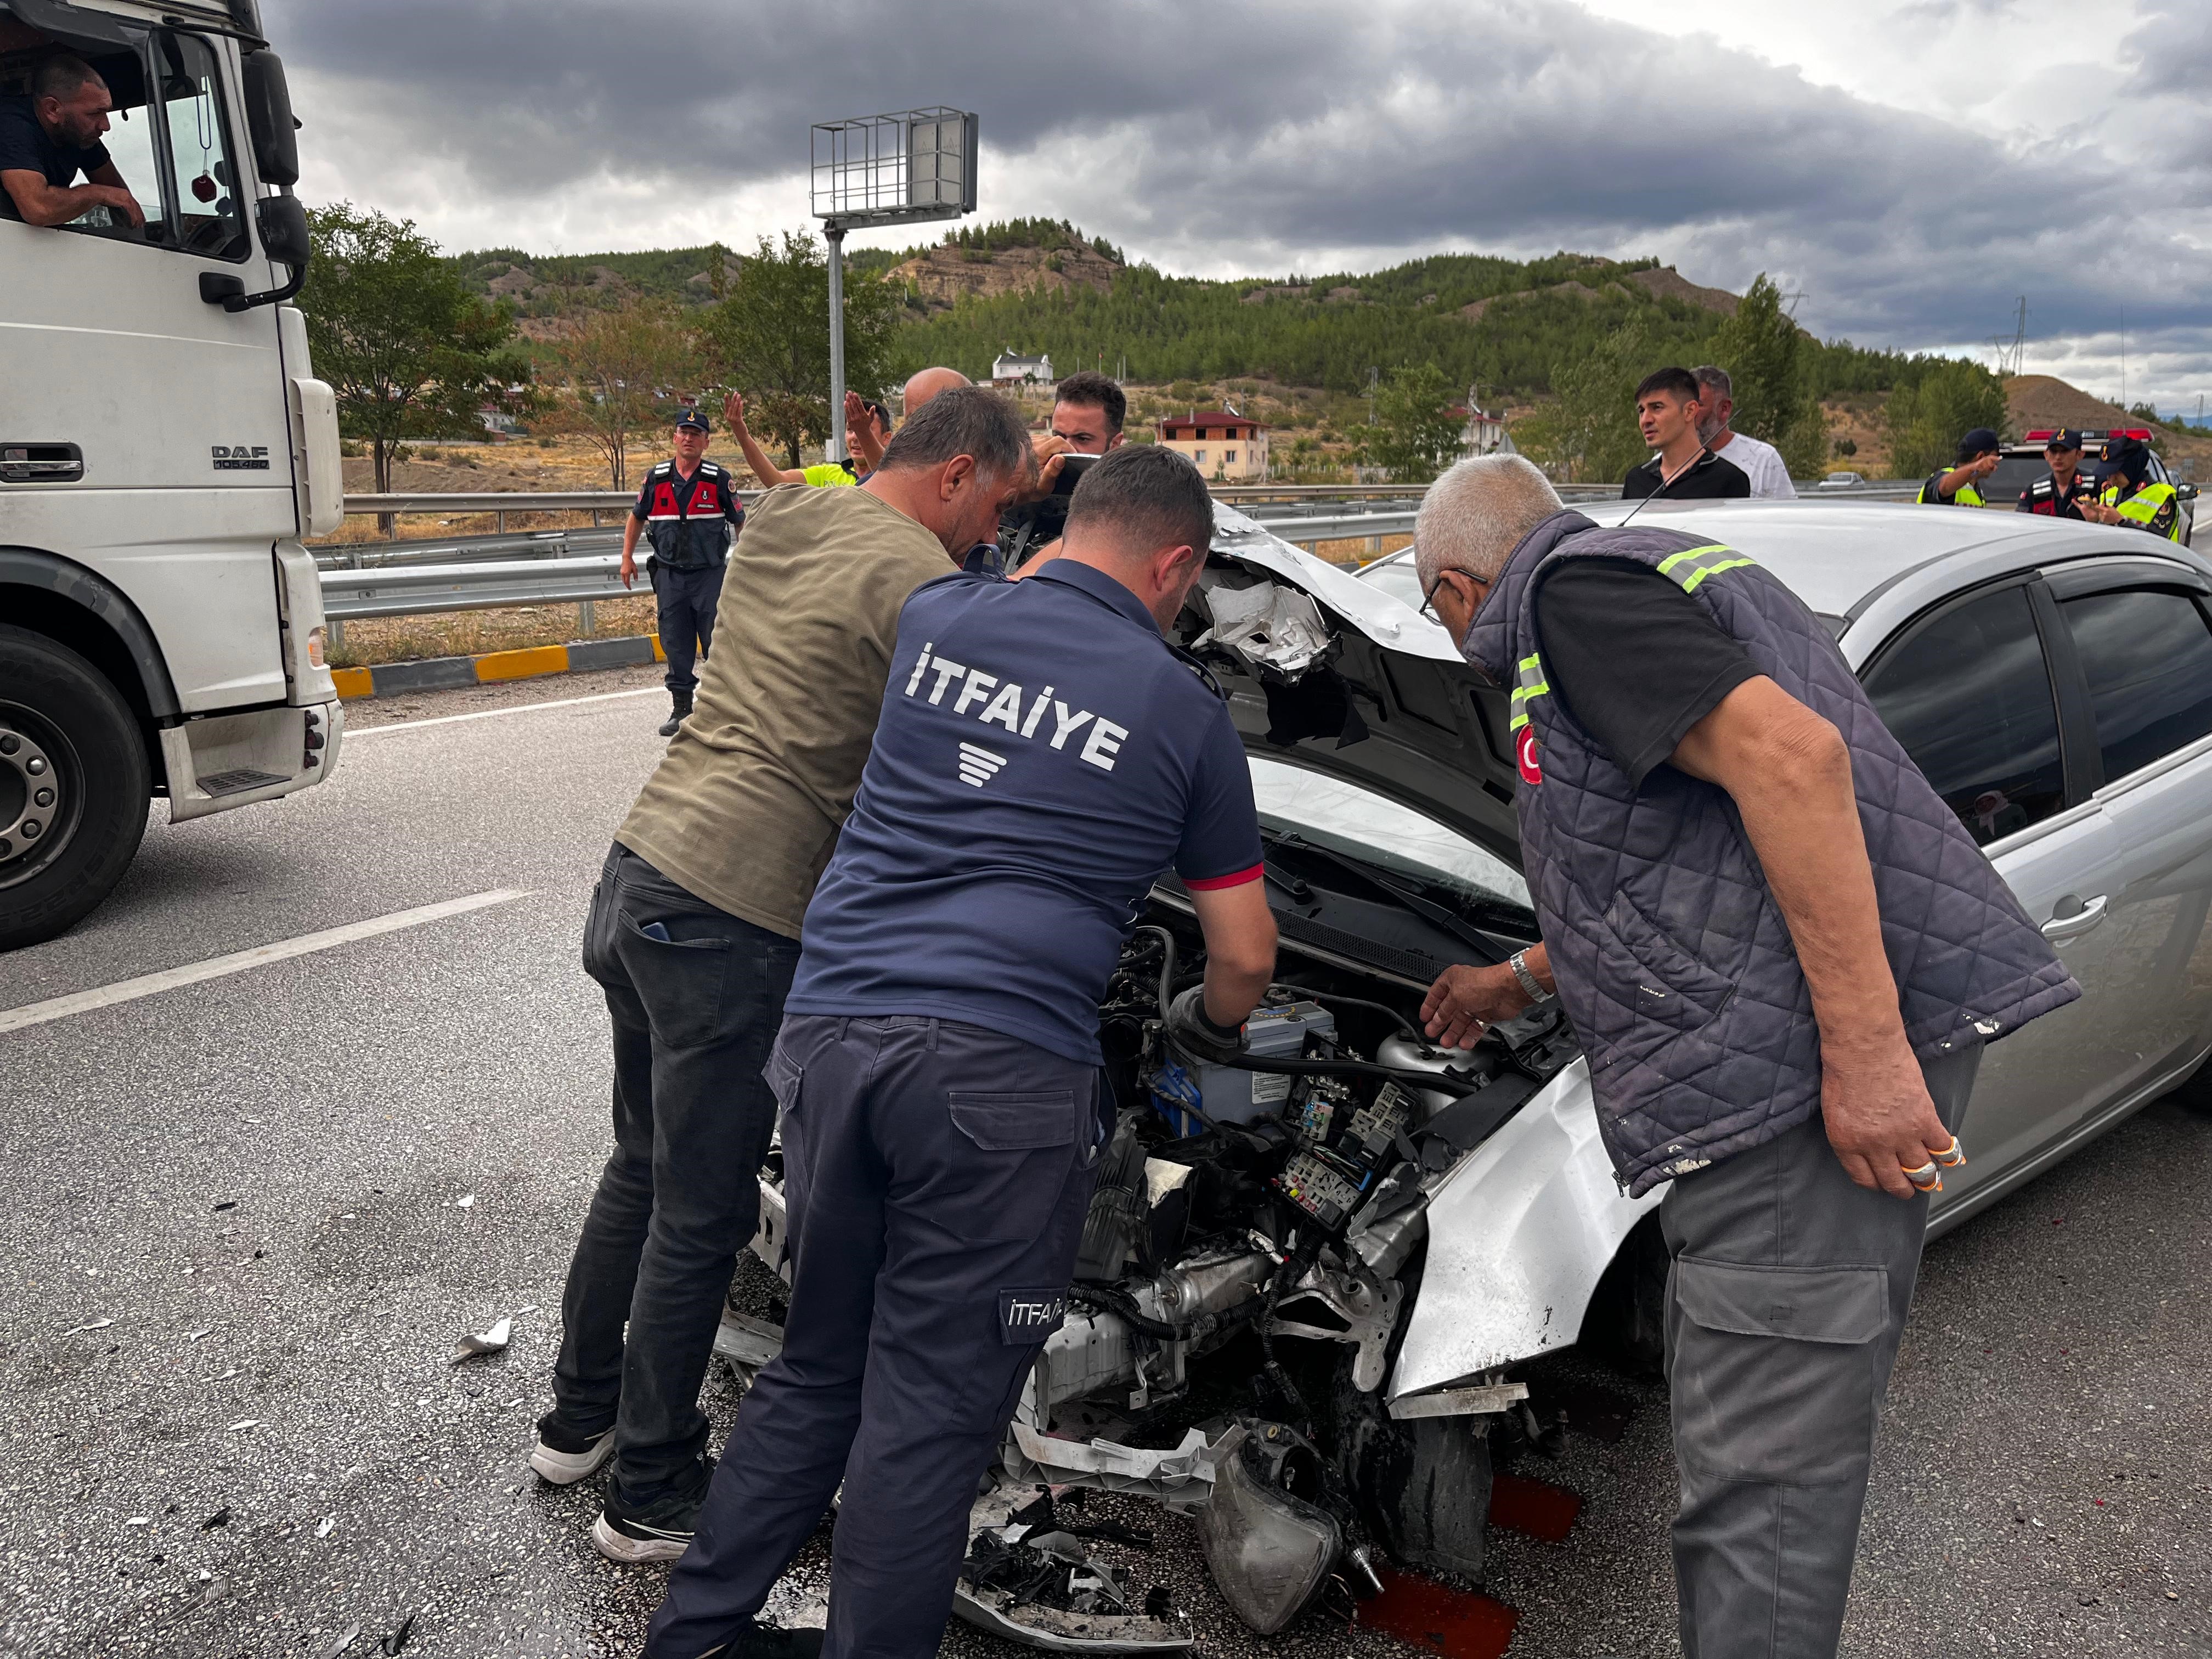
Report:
1693,365,1797,499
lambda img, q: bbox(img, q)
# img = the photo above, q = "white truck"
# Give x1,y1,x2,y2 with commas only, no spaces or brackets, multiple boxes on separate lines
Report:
1,0,342,951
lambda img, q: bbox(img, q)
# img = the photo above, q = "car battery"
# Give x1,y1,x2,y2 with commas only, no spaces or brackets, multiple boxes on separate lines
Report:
1194,1001,1336,1126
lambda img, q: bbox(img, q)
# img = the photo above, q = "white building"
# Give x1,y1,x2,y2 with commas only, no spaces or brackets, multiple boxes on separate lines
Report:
992,351,1054,387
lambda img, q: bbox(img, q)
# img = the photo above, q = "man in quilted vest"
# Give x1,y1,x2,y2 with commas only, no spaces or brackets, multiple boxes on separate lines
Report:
1409,455,2078,1658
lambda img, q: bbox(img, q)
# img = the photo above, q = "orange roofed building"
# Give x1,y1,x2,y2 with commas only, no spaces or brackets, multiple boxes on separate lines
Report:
1157,410,1269,481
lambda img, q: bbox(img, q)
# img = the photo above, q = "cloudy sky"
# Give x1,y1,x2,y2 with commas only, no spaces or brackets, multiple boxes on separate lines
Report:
267,0,2212,410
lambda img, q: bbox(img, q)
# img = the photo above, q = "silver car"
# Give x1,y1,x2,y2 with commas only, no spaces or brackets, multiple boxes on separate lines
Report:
735,499,2212,1647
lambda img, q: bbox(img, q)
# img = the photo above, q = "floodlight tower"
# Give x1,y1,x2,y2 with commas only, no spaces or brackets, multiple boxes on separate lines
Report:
810,108,979,461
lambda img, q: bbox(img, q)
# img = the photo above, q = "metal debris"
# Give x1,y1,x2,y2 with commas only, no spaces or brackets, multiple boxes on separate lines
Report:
450,1317,512,1364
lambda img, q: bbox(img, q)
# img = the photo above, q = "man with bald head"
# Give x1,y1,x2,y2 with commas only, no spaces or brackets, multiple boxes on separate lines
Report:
0,55,144,227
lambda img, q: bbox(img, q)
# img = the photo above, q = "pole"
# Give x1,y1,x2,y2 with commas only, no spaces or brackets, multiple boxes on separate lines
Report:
827,223,847,465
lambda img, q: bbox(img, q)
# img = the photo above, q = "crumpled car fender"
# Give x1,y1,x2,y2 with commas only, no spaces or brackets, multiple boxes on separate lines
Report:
1388,1060,1661,1402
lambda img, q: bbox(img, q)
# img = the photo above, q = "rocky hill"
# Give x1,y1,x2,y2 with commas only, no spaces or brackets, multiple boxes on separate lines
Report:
887,239,1122,309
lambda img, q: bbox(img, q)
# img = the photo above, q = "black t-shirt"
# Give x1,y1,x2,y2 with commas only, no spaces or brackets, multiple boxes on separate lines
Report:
1622,450,1752,500
1531,560,1760,788
0,95,109,222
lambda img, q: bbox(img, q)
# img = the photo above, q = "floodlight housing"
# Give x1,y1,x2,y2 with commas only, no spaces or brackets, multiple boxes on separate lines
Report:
811,108,978,230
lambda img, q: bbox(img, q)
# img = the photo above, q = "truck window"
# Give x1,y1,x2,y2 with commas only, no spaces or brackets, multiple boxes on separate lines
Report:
150,31,247,259
1,25,246,258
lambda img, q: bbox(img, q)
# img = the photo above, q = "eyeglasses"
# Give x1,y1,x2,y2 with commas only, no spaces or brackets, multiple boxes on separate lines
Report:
1417,576,1441,623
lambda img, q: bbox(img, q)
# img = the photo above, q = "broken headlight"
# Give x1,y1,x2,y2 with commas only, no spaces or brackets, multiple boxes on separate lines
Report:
1195,1421,1342,1634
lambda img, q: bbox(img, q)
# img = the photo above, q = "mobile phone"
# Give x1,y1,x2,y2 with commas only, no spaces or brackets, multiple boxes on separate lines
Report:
1051,452,1100,496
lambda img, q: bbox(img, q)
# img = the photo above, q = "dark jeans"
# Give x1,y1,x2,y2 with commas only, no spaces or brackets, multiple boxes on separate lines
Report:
1660,1044,1982,1658
652,563,724,695
552,842,801,1503
646,1014,1104,1659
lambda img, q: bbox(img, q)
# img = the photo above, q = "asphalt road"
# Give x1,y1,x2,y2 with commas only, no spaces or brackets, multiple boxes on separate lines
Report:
2,671,2207,1658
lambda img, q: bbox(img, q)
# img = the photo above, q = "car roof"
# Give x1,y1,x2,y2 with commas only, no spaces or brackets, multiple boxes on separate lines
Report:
1575,498,2072,618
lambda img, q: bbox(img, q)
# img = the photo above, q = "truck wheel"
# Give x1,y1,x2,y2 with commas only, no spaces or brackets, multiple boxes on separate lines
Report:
0,624,151,952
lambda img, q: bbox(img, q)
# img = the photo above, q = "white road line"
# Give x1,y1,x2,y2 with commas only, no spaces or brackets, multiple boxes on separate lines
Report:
0,889,529,1035
347,686,662,737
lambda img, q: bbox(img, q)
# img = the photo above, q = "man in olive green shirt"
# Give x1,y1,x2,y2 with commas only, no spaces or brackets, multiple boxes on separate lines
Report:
536,389,1036,1565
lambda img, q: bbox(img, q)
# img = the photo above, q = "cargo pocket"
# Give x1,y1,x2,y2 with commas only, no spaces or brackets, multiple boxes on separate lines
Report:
1598,892,1740,1035
1669,1256,1889,1486
943,1090,1080,1243
763,1044,806,1203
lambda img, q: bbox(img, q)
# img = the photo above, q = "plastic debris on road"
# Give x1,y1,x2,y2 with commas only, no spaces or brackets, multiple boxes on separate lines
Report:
314,1623,363,1659
63,1318,114,1336
451,1317,512,1364
201,1505,230,1531
317,1515,336,1538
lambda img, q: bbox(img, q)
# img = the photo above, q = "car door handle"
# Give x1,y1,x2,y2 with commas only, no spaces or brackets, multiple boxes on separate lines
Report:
2042,894,2109,940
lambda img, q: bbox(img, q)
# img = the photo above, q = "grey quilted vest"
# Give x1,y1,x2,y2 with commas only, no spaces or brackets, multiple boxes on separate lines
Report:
1464,510,2080,1197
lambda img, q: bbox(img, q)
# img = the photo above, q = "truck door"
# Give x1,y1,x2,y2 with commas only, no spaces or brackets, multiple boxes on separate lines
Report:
1,23,292,713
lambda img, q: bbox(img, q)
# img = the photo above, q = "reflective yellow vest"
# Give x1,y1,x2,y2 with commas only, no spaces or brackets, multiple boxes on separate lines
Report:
800,463,859,488
1918,471,1986,507
2100,478,2183,541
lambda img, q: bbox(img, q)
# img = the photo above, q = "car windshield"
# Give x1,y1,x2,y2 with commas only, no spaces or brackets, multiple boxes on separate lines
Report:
1353,550,1425,611
1248,755,1535,927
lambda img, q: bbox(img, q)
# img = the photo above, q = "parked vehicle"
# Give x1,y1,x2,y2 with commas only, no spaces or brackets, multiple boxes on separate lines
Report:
1,0,341,951
1818,470,1865,488
727,499,2212,1649
1987,428,2197,545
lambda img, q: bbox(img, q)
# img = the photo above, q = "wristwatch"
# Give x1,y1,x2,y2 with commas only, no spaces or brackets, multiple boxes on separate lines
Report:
1508,949,1554,1006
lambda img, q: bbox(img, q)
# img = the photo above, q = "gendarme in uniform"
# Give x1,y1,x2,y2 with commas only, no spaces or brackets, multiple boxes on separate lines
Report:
632,426,743,718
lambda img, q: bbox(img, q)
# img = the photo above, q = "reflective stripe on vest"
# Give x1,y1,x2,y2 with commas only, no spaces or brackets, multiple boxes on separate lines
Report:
1509,651,1549,733
1656,542,1759,593
1919,479,1985,506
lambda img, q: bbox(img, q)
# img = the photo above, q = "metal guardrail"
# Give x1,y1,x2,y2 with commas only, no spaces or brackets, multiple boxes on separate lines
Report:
321,554,631,622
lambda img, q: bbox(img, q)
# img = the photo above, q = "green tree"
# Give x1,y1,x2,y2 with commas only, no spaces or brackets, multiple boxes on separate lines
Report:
1359,363,1463,483
1514,318,1654,483
698,230,899,466
544,298,690,488
1882,360,2008,479
300,202,522,496
1707,274,1827,480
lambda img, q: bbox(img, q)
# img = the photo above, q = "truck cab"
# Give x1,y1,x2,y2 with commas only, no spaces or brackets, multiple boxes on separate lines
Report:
0,0,341,950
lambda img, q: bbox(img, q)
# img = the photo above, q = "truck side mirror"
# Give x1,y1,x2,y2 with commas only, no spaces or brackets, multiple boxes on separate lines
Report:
241,52,301,189
256,193,311,268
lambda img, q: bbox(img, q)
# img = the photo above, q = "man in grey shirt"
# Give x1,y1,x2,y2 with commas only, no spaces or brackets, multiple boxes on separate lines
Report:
1694,365,1796,499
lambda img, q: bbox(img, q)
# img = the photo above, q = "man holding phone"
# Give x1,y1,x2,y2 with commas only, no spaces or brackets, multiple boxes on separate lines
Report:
998,371,1128,573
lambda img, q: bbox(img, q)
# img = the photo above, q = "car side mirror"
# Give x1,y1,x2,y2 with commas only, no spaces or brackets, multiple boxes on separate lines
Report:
2179,482,2200,502
241,51,301,188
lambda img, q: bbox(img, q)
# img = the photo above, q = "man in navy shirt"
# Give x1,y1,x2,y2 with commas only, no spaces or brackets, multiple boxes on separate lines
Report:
646,446,1278,1659
0,55,144,228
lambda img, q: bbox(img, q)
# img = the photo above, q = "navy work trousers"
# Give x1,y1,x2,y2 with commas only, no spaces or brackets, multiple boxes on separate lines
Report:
645,1013,1103,1659
1661,1044,1982,1658
652,562,724,695
552,843,800,1504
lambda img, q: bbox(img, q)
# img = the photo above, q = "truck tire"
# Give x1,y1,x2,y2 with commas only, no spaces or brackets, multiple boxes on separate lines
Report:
0,624,151,952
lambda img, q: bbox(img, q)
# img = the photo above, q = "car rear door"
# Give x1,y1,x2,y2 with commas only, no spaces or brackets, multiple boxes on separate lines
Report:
2036,557,2212,1089
1859,574,2139,1214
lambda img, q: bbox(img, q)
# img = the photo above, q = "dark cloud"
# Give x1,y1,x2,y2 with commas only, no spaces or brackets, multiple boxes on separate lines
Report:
264,0,2212,381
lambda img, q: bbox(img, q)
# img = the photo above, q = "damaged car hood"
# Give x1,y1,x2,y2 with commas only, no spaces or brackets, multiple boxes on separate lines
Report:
1190,505,1523,874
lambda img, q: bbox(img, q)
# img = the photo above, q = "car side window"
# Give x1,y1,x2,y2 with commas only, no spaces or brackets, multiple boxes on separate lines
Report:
1863,584,2066,847
2059,588,2212,783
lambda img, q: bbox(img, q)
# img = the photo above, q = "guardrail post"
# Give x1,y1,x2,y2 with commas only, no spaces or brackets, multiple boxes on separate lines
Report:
495,510,505,534
579,601,596,636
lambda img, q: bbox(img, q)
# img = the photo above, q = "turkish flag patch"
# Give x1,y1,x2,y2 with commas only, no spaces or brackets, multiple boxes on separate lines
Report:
1516,725,1543,785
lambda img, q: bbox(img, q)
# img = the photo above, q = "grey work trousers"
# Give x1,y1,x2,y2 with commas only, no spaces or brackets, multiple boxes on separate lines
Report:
645,1014,1104,1659
1660,1044,1980,1659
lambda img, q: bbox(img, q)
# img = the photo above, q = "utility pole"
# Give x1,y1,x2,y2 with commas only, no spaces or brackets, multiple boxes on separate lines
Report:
1366,365,1379,425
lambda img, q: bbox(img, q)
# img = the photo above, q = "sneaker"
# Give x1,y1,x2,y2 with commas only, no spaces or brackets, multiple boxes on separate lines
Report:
591,1459,715,1565
528,1417,616,1486
591,1505,696,1564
